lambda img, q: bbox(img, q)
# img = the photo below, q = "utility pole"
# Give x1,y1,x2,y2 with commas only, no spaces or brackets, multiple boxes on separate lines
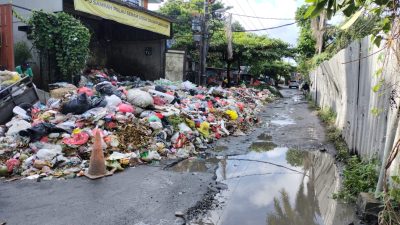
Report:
201,0,209,86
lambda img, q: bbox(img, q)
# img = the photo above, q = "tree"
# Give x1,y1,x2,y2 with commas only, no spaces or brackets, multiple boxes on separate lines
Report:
231,21,245,32
14,41,32,66
28,11,91,81
159,0,224,50
295,5,317,81
160,0,294,83
304,0,397,47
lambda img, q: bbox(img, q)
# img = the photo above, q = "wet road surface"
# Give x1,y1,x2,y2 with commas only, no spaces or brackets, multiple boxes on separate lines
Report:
173,88,357,225
0,88,356,225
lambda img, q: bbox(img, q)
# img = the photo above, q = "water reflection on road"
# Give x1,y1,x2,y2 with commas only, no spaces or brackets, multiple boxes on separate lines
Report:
185,147,355,225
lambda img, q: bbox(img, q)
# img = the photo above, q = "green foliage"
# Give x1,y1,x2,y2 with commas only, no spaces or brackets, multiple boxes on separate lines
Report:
378,174,400,224
231,21,245,32
14,41,32,66
325,16,380,56
160,0,294,78
389,176,400,204
304,0,397,47
159,0,224,50
333,156,379,202
315,107,350,161
317,107,336,124
262,60,295,81
296,5,316,59
28,11,91,80
295,5,317,80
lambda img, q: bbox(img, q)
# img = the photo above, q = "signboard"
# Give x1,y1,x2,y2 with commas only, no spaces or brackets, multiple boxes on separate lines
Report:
74,0,171,36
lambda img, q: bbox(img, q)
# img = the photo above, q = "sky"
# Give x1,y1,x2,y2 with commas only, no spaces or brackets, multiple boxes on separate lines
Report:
149,0,306,47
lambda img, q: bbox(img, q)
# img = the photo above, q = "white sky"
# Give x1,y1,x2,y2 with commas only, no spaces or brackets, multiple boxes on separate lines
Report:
150,0,306,46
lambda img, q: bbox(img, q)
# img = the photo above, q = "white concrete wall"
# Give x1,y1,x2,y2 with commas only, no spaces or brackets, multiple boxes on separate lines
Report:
0,0,63,79
165,50,185,82
310,36,400,175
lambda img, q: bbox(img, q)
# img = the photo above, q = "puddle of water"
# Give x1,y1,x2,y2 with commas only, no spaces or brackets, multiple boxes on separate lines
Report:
292,95,303,102
270,119,296,126
270,115,296,126
249,141,277,152
214,146,228,152
191,148,356,225
257,133,272,141
171,158,219,173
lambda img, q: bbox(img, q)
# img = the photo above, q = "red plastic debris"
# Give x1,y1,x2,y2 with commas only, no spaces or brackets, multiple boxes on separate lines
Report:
77,87,94,96
155,112,164,119
63,132,90,145
117,103,134,113
236,102,245,112
6,158,20,172
174,133,188,148
153,96,167,106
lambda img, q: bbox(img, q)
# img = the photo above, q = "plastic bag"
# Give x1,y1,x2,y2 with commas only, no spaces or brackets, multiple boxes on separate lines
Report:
148,89,174,103
19,123,67,142
225,110,238,120
36,144,62,161
153,96,167,106
61,93,91,115
6,158,20,173
6,119,31,136
105,95,122,108
63,132,89,145
182,81,196,90
148,115,161,123
117,103,134,113
127,89,154,108
13,106,30,120
197,121,210,138
174,133,188,148
95,81,120,96
149,122,163,130
89,96,107,108
155,85,167,93
77,87,94,96
178,123,192,133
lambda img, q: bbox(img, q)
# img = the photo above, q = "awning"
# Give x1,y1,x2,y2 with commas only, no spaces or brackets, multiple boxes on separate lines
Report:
73,0,171,37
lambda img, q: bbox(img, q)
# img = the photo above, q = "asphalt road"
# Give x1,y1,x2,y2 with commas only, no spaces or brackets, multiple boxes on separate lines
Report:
0,87,353,225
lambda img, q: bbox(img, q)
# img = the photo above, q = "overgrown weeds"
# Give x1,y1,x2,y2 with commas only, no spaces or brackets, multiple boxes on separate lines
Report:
315,107,350,161
311,104,379,203
333,156,379,202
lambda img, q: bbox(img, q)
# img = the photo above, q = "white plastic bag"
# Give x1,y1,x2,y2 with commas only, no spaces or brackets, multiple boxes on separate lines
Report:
105,95,122,108
127,89,154,108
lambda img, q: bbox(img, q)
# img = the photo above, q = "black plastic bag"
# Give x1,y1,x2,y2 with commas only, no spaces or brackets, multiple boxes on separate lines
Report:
95,82,122,97
90,96,107,108
155,85,167,93
19,123,67,142
95,82,114,96
61,93,90,115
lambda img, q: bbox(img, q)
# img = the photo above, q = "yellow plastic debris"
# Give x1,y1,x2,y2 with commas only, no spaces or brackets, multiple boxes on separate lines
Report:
225,110,238,120
1,73,21,85
72,128,82,135
197,121,210,138
185,118,196,129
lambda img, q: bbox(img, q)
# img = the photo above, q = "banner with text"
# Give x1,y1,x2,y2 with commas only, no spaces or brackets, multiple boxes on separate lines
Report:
74,0,171,36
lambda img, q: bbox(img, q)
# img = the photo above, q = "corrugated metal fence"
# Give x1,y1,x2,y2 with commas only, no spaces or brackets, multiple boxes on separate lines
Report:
310,36,400,176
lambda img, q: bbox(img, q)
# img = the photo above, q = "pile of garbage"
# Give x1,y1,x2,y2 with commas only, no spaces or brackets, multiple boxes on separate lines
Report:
0,70,274,180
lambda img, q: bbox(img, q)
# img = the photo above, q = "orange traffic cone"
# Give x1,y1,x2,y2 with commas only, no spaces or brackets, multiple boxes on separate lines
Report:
84,130,112,179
